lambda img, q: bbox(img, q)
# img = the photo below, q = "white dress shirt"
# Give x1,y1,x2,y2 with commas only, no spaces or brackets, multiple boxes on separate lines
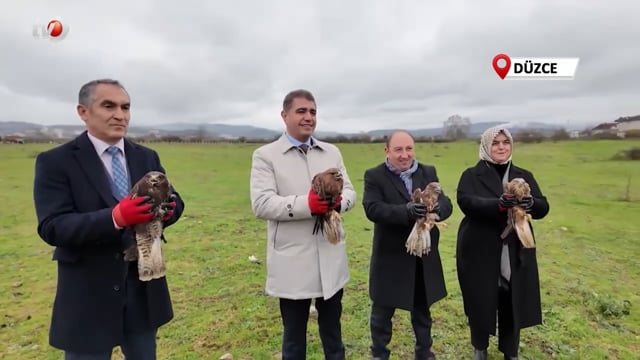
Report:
86,132,128,229
86,132,128,182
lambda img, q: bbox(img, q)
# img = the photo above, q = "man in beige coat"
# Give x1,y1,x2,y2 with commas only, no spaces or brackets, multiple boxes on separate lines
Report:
250,89,357,360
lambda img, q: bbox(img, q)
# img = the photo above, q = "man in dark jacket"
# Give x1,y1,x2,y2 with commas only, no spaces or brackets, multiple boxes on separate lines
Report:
362,130,453,360
33,79,185,359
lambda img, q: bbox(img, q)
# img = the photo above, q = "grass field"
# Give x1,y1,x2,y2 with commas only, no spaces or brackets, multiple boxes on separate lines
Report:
1,139,639,360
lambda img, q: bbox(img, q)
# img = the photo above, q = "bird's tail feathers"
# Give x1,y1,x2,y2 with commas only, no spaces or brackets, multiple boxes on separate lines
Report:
514,209,535,248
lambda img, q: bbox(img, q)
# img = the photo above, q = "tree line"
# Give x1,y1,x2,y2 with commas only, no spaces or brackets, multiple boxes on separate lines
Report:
3,114,639,144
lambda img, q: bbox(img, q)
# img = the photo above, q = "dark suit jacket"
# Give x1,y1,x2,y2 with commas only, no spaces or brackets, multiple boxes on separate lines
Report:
32,131,185,353
455,160,549,334
362,162,453,310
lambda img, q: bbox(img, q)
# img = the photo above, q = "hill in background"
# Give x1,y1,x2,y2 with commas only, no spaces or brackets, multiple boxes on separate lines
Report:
0,119,582,141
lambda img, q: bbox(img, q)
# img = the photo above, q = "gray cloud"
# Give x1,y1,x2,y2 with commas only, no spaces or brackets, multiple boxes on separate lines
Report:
1,1,638,133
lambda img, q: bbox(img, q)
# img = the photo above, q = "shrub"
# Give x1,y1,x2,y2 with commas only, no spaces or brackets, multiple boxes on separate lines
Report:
623,129,640,139
514,130,545,143
590,132,621,140
550,128,571,141
611,147,640,161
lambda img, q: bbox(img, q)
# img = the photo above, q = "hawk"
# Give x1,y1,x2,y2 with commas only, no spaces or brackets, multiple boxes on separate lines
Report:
500,177,535,248
405,182,442,257
311,168,344,245
123,171,173,281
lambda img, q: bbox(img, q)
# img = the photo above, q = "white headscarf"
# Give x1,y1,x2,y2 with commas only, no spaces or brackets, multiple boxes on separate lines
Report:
479,126,514,165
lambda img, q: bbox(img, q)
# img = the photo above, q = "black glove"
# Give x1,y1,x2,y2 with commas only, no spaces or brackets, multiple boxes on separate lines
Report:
406,202,427,220
498,193,518,210
429,203,441,215
519,196,534,211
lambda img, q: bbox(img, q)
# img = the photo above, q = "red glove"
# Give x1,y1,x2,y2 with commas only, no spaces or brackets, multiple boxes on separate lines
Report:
160,196,177,221
112,195,154,228
308,189,331,215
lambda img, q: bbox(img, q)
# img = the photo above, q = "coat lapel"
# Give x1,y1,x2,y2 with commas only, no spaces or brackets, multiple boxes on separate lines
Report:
72,133,150,207
72,132,118,207
381,164,412,201
123,139,148,188
475,160,505,197
508,165,527,182
411,166,427,193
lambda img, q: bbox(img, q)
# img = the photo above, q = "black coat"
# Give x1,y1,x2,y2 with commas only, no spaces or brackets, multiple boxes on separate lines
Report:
362,162,453,311
33,132,185,353
455,160,549,334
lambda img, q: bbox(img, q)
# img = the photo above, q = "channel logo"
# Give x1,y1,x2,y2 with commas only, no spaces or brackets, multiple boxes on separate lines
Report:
32,18,69,42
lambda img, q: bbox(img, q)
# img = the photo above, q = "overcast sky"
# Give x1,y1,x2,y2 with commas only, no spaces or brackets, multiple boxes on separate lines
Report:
1,1,638,133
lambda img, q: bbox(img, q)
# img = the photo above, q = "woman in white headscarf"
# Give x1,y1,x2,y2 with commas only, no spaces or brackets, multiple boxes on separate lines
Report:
455,126,550,360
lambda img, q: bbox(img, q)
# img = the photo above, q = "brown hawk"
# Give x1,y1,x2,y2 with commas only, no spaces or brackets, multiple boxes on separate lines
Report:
405,182,442,257
123,171,173,281
500,177,535,248
311,168,344,244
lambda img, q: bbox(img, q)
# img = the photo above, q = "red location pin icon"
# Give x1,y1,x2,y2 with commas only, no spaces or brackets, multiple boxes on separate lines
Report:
492,54,511,79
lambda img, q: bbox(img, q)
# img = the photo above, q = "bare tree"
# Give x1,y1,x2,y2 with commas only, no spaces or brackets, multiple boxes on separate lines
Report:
195,124,208,141
443,114,471,140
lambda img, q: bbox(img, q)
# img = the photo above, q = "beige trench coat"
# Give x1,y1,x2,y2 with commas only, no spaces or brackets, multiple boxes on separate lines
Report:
250,134,357,300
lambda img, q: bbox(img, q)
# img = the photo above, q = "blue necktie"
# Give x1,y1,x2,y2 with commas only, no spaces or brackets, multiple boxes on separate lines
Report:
106,146,129,200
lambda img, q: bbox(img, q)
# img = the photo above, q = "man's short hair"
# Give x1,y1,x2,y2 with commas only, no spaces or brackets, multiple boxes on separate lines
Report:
283,89,316,112
78,79,127,106
385,130,416,147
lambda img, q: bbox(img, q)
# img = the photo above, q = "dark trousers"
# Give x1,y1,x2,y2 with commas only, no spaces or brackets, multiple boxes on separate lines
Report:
65,262,158,360
64,330,157,360
279,288,345,360
370,260,434,360
470,286,520,357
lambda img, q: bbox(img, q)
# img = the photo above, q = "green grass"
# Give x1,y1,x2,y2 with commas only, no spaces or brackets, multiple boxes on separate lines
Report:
1,139,639,360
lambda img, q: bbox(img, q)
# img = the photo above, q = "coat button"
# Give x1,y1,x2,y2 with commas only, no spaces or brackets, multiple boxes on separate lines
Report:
113,285,120,291
288,213,293,217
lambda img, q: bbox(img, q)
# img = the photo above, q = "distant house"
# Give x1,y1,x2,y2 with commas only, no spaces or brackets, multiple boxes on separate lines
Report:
614,115,640,133
2,135,24,144
591,122,618,135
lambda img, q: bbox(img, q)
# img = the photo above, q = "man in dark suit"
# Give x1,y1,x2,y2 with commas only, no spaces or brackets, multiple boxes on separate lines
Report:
362,130,453,360
33,78,185,360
